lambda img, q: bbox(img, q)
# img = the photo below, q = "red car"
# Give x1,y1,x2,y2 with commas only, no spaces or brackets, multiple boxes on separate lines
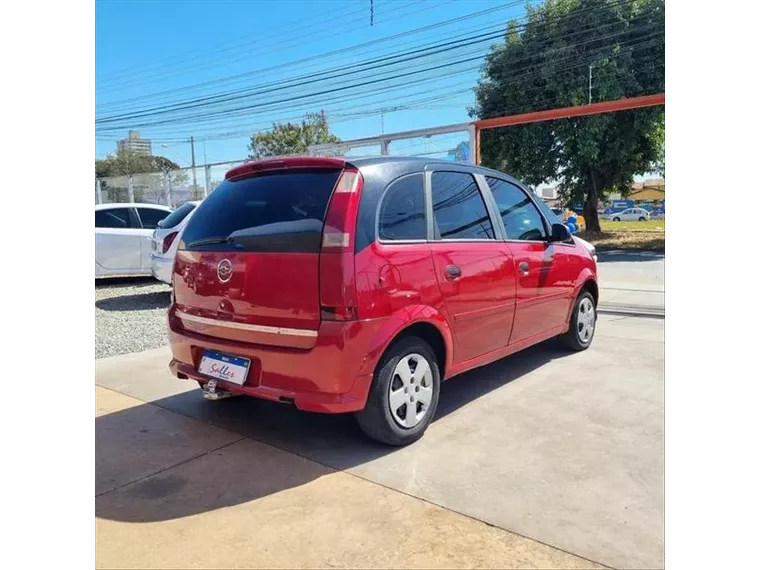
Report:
168,157,598,445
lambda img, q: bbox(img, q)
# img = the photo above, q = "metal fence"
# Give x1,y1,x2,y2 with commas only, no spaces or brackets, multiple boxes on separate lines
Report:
95,159,249,206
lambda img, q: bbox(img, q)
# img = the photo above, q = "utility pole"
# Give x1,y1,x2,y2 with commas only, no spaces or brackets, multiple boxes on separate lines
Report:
190,136,198,198
588,64,593,104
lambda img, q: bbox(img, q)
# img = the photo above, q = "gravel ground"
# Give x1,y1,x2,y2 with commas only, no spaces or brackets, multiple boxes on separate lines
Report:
95,278,171,359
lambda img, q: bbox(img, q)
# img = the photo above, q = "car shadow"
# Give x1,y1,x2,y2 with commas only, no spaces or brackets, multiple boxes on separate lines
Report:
95,291,170,311
95,276,161,288
596,250,665,263
96,340,569,523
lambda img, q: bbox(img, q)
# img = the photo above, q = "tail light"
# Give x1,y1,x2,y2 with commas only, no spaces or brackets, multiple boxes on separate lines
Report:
162,231,179,254
319,168,363,321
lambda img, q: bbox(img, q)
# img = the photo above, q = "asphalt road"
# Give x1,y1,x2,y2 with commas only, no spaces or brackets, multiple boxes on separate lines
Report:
597,250,664,316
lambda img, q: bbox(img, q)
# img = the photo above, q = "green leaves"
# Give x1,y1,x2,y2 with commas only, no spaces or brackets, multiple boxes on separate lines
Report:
248,112,341,159
472,0,664,230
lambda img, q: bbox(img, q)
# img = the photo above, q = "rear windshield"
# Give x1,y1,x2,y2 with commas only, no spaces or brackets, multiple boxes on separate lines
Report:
181,169,340,253
160,202,197,229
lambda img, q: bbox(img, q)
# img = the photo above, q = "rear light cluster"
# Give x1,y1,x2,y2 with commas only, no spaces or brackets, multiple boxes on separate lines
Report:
319,168,363,321
162,231,178,254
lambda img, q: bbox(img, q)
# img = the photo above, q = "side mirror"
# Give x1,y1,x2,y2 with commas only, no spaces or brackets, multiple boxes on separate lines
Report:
549,223,572,242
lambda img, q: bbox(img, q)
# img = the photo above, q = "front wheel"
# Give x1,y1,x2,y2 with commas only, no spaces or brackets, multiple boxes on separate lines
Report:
638,216,647,221
612,217,621,222
560,291,597,351
355,336,441,446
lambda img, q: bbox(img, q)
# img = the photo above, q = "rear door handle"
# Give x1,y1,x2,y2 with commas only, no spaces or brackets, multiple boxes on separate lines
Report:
445,265,462,280
518,261,530,276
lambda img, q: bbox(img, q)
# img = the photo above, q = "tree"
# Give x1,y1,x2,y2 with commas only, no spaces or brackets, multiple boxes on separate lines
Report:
472,0,664,231
95,150,181,177
95,151,186,203
248,112,341,159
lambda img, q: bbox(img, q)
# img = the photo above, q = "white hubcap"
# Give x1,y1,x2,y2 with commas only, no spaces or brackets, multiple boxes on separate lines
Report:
389,353,434,429
577,298,596,343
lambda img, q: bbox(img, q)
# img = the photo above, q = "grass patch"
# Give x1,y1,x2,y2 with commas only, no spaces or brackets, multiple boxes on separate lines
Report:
600,219,665,231
579,219,665,251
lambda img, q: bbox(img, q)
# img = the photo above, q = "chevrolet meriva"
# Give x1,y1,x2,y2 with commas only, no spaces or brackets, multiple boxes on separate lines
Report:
167,157,598,445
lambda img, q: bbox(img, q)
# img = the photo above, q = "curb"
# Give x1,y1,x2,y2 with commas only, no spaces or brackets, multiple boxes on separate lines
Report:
598,305,665,319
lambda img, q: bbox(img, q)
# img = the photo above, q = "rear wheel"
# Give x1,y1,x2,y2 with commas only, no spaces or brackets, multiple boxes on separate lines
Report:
560,291,597,351
355,336,440,446
612,217,620,222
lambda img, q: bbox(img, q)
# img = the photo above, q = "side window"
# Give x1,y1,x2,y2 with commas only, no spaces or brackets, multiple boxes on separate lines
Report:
378,174,426,241
485,177,547,241
137,207,170,230
431,171,495,240
95,208,132,229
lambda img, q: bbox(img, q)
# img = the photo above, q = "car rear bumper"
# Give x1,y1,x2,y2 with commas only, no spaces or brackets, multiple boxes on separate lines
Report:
167,314,383,413
151,254,173,284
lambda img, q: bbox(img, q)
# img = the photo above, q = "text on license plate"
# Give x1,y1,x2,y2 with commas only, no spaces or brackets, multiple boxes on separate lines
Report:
198,350,250,385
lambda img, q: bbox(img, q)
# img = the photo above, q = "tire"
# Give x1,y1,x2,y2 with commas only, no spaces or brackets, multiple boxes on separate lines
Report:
639,216,647,221
560,290,597,351
355,336,441,446
612,217,620,222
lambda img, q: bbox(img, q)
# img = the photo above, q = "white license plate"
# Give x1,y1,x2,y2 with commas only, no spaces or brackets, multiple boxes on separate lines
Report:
198,350,250,386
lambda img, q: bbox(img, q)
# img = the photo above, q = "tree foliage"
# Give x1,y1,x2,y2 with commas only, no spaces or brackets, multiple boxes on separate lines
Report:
95,150,188,203
472,0,664,231
95,150,181,177
248,113,341,159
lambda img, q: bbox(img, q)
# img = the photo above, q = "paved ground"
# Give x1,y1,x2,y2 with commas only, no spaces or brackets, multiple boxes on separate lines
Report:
596,251,664,316
96,314,663,569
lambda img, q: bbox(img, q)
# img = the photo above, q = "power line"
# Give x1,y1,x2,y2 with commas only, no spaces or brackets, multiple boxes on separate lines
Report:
97,9,654,131
96,1,522,105
96,0,395,85
96,25,661,132
96,0,454,93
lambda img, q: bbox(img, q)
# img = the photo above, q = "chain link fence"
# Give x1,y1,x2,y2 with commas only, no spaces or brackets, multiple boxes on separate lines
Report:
95,160,249,206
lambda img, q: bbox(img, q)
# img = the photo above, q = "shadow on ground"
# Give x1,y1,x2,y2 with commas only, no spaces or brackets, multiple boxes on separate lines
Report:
595,250,665,263
96,340,569,523
95,277,163,288
96,291,170,311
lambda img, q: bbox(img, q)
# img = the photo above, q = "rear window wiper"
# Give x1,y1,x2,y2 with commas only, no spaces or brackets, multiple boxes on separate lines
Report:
185,236,238,248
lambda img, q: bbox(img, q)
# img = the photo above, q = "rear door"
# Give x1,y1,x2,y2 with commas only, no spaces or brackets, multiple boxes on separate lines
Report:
427,170,517,363
483,176,575,344
95,207,141,273
172,167,342,348
135,207,171,269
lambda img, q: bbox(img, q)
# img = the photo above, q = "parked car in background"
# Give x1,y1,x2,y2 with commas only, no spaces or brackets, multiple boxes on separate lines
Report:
167,156,599,446
151,201,201,284
603,207,650,222
96,203,173,278
650,207,665,220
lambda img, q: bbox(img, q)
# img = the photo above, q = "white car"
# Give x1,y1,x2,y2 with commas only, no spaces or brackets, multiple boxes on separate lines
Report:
150,201,201,284
95,203,173,278
604,207,650,222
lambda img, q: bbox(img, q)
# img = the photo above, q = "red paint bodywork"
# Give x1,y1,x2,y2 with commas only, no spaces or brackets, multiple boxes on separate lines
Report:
168,158,598,413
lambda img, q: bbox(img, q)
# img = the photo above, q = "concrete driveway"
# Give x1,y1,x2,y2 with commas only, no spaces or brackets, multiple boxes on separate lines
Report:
96,314,664,569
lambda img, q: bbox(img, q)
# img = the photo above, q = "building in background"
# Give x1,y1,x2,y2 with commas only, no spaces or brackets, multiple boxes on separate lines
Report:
117,130,152,156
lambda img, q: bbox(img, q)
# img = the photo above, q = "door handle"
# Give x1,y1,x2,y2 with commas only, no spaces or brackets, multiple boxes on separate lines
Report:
445,265,462,280
518,261,530,276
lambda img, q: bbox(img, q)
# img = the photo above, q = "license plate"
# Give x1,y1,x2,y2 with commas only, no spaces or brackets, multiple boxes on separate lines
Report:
198,350,250,386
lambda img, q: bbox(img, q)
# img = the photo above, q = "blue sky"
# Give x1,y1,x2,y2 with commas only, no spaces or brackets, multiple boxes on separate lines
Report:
95,0,527,165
